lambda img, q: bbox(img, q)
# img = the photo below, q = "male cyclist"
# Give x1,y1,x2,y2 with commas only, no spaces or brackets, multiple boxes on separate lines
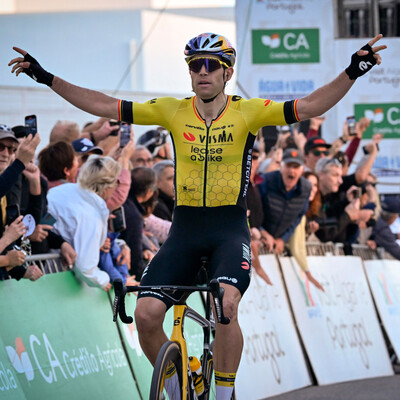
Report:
9,32,385,399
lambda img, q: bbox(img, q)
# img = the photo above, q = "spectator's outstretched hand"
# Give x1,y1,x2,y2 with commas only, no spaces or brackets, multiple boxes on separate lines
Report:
274,238,285,254
117,245,131,266
4,216,27,244
261,230,275,252
28,224,52,242
103,282,112,292
15,134,40,166
23,264,43,281
60,242,76,267
5,249,26,268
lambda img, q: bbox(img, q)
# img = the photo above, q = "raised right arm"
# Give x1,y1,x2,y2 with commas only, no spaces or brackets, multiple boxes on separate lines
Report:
9,47,119,120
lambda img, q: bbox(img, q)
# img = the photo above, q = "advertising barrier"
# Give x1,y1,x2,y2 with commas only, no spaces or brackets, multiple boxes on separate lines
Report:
0,272,141,400
236,255,311,399
363,259,400,360
280,256,394,385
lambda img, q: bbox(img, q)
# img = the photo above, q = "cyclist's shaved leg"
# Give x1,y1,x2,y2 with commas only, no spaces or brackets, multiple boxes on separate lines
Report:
135,297,168,365
213,283,242,399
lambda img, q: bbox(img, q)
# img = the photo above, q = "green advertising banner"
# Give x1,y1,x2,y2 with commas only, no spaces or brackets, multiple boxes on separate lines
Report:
354,103,400,139
0,272,141,400
252,28,320,64
118,291,207,399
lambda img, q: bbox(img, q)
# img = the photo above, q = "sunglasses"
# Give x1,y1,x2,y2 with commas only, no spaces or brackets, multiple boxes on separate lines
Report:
312,150,329,157
188,57,229,74
0,142,18,155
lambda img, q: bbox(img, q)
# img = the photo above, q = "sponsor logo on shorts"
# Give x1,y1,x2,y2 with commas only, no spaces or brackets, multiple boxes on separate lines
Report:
241,261,250,270
242,243,251,263
218,276,238,284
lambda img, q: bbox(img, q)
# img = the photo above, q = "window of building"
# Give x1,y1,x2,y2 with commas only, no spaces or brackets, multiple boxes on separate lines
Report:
337,0,400,38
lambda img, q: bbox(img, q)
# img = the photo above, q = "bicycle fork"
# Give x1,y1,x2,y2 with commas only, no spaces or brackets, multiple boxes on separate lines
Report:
171,305,197,399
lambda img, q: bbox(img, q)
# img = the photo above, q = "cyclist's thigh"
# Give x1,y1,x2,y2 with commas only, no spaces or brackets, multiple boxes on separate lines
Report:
138,231,205,308
208,224,252,297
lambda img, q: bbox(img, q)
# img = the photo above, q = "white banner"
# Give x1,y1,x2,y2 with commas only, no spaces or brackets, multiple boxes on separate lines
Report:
364,259,400,360
235,0,334,104
280,256,393,384
236,255,311,400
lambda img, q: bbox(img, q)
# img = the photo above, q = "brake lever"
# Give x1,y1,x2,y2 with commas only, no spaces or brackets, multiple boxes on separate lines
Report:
209,279,230,325
113,279,133,324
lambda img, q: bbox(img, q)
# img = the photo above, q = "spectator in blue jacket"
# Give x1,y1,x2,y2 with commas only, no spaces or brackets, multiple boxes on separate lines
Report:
258,148,311,254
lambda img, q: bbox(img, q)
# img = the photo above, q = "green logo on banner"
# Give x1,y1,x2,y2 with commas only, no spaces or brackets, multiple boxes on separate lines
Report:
355,103,400,139
252,28,320,64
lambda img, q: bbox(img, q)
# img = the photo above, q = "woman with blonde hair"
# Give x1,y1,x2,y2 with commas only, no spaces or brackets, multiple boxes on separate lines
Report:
48,155,121,290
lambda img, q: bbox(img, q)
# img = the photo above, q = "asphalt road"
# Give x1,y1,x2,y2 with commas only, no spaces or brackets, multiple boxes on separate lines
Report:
265,373,400,400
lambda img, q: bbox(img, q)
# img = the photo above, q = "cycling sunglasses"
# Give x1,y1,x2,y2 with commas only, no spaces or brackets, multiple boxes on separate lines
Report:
313,149,330,156
188,57,229,73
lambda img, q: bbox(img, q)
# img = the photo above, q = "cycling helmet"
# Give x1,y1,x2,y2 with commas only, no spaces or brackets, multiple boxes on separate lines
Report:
184,33,236,67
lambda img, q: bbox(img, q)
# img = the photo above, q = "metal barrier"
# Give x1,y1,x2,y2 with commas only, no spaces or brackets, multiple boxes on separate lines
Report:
26,252,69,274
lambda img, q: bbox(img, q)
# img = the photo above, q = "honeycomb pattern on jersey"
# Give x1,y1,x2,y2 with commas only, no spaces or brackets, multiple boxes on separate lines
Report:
177,162,242,207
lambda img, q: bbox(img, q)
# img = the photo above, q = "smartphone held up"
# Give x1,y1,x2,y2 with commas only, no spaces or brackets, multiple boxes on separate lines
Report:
24,115,37,136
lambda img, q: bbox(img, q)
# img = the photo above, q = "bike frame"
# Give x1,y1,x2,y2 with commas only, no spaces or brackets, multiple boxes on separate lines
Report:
171,299,213,398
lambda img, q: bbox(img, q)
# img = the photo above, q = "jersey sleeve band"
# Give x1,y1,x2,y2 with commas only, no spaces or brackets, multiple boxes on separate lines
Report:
283,99,300,124
119,100,134,123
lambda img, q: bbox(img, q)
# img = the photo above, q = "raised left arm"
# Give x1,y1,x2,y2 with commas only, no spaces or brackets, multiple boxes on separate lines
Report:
296,34,386,121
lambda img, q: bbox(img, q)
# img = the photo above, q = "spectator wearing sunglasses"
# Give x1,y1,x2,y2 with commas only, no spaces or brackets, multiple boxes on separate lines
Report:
303,136,331,172
9,31,386,399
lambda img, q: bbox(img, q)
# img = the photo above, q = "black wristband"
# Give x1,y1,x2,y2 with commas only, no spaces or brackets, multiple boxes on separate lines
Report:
23,53,54,87
345,43,377,80
339,136,347,144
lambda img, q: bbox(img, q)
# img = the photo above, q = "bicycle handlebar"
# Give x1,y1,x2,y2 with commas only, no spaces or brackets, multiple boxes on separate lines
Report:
112,278,230,325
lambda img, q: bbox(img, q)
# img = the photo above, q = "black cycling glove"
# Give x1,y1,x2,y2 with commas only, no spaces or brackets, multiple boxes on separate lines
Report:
345,43,376,80
22,53,54,87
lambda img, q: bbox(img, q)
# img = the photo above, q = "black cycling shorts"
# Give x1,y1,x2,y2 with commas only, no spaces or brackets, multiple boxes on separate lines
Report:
138,205,252,309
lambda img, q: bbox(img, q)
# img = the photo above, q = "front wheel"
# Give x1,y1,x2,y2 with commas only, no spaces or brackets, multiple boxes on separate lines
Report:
150,341,185,400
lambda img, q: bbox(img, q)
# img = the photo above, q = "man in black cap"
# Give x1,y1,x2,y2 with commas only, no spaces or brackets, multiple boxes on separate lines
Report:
304,136,331,172
258,148,311,254
371,197,400,260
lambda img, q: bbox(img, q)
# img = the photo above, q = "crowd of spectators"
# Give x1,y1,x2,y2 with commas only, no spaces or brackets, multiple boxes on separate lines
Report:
1,114,399,291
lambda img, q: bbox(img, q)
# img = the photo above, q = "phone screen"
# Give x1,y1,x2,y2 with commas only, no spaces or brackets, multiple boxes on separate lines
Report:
111,207,126,232
347,116,357,136
120,123,131,148
6,204,20,226
25,115,37,136
40,212,57,226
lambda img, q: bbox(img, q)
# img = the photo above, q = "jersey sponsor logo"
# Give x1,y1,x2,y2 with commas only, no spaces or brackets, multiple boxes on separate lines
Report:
231,95,242,102
191,145,223,162
184,132,196,141
182,185,196,192
149,98,157,104
264,99,271,107
199,131,233,144
242,151,252,197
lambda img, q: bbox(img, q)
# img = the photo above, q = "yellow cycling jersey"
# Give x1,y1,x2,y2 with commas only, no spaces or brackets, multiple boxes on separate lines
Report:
119,95,299,209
